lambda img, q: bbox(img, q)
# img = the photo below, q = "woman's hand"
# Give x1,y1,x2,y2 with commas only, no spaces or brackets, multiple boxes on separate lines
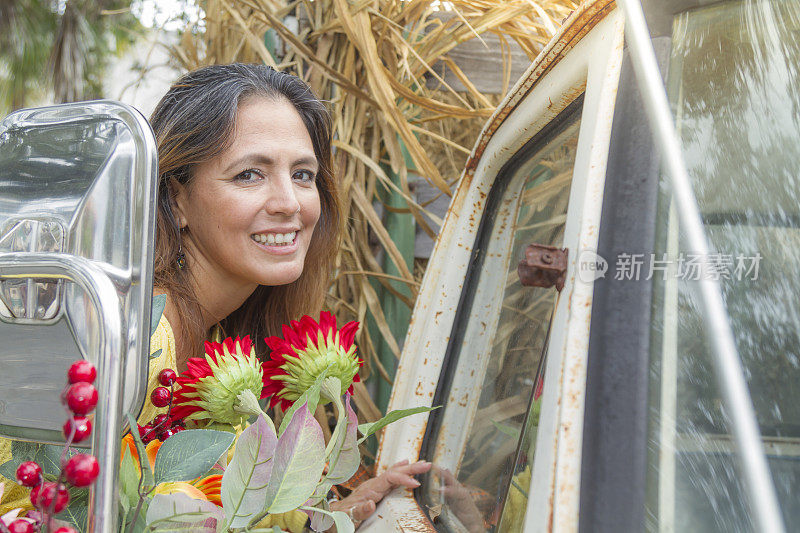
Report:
329,459,432,526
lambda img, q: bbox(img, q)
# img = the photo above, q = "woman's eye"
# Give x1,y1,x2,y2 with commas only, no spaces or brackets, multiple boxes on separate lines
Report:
234,169,263,182
293,170,316,183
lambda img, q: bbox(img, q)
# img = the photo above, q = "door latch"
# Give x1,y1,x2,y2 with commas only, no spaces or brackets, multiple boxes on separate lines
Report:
518,243,568,291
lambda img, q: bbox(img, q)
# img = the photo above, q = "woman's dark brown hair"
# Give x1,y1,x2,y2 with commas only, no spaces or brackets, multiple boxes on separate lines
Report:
150,63,340,359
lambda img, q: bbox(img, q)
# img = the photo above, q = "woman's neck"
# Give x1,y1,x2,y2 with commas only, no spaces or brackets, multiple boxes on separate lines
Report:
160,254,258,367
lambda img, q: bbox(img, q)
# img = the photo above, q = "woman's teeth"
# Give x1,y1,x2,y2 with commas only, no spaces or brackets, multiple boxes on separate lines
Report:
251,231,296,246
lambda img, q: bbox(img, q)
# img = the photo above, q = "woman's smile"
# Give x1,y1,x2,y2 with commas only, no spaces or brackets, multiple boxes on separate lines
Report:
250,229,299,254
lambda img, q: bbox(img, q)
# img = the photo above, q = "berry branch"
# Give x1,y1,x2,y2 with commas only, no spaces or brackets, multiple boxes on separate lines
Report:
125,368,185,533
12,361,100,533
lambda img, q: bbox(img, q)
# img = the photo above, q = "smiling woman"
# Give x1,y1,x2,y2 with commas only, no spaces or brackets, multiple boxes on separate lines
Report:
142,63,429,528
149,64,338,365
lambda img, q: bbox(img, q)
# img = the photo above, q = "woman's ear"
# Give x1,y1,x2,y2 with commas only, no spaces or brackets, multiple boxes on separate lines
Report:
170,179,189,229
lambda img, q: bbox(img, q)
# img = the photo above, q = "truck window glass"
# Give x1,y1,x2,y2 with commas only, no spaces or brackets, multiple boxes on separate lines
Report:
646,1,800,530
421,102,582,532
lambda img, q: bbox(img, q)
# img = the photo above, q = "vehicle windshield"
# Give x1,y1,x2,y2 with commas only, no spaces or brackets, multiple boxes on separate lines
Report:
646,1,800,530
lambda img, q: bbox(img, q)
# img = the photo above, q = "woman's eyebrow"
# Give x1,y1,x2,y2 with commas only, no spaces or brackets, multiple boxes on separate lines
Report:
222,154,317,173
223,154,272,173
293,156,319,169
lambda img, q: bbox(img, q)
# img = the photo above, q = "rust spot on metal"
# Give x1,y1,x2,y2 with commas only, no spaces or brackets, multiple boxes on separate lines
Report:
434,311,442,321
396,508,438,533
463,0,615,175
416,382,424,396
518,243,569,291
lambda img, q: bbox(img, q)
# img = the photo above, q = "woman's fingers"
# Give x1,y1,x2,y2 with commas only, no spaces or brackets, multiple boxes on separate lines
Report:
384,470,421,488
351,499,376,521
368,460,432,493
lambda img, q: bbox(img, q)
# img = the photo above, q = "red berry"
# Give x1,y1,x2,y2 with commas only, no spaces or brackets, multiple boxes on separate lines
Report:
158,368,177,386
159,427,177,440
7,519,35,533
136,424,152,441
151,414,169,428
67,360,96,384
65,382,98,415
15,461,42,487
64,454,99,487
30,482,69,512
63,416,92,442
150,387,171,408
53,528,77,533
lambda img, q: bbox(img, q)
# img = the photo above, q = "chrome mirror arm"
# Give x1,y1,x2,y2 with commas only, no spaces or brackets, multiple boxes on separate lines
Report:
0,253,124,533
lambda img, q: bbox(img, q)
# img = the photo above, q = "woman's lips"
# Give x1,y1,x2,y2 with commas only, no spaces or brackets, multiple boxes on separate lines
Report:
250,231,299,255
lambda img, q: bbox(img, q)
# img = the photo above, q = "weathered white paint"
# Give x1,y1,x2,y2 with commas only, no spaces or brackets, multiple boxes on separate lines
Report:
361,3,622,531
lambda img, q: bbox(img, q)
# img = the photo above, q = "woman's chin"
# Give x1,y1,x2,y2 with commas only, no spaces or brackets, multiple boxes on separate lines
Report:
255,265,305,287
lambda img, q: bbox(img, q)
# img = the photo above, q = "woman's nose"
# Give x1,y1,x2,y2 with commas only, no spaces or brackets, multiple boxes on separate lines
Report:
265,174,301,215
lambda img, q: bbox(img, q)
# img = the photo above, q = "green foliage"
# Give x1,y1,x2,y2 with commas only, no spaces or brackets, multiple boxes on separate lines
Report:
0,440,76,480
59,486,90,532
263,403,326,514
310,395,359,503
357,405,440,444
145,493,223,532
0,0,142,114
120,447,141,523
300,506,354,533
276,366,331,436
221,416,277,528
153,429,235,484
126,413,154,487
0,441,87,531
151,294,167,337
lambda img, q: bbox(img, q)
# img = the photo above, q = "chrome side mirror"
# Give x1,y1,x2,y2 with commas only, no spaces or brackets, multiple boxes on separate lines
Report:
0,101,158,532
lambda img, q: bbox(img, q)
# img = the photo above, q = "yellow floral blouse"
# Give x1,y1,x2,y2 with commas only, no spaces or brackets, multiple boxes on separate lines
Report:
137,315,178,426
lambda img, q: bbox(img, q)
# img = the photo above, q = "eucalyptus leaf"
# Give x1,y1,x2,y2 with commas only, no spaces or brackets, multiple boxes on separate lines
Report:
149,349,163,360
145,493,224,532
277,367,331,436
153,429,234,484
151,294,167,337
120,447,141,511
311,395,360,503
221,415,278,529
264,403,326,514
304,499,334,532
357,406,440,444
300,506,353,533
127,413,154,487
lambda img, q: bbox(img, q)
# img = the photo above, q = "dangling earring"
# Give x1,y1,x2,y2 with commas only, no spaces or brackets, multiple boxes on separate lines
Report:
176,227,187,270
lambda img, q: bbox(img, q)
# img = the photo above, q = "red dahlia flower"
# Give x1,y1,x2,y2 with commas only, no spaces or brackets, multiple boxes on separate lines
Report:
262,311,362,410
171,336,266,427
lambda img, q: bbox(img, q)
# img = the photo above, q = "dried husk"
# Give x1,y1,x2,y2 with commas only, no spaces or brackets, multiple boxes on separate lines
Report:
172,0,578,420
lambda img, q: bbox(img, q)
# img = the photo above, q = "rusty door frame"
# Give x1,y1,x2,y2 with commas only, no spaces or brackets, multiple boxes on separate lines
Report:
360,2,623,531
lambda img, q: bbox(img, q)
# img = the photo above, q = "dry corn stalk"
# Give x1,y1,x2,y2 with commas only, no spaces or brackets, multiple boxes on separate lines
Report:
172,0,578,418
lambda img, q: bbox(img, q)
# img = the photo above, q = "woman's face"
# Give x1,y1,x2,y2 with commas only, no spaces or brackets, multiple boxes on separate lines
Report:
173,96,322,291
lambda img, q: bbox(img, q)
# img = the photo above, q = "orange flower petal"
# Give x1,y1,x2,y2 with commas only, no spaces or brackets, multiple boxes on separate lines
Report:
145,439,162,471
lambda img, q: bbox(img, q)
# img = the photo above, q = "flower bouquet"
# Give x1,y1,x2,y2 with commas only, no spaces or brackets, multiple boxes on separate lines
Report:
1,310,433,533
123,311,433,533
